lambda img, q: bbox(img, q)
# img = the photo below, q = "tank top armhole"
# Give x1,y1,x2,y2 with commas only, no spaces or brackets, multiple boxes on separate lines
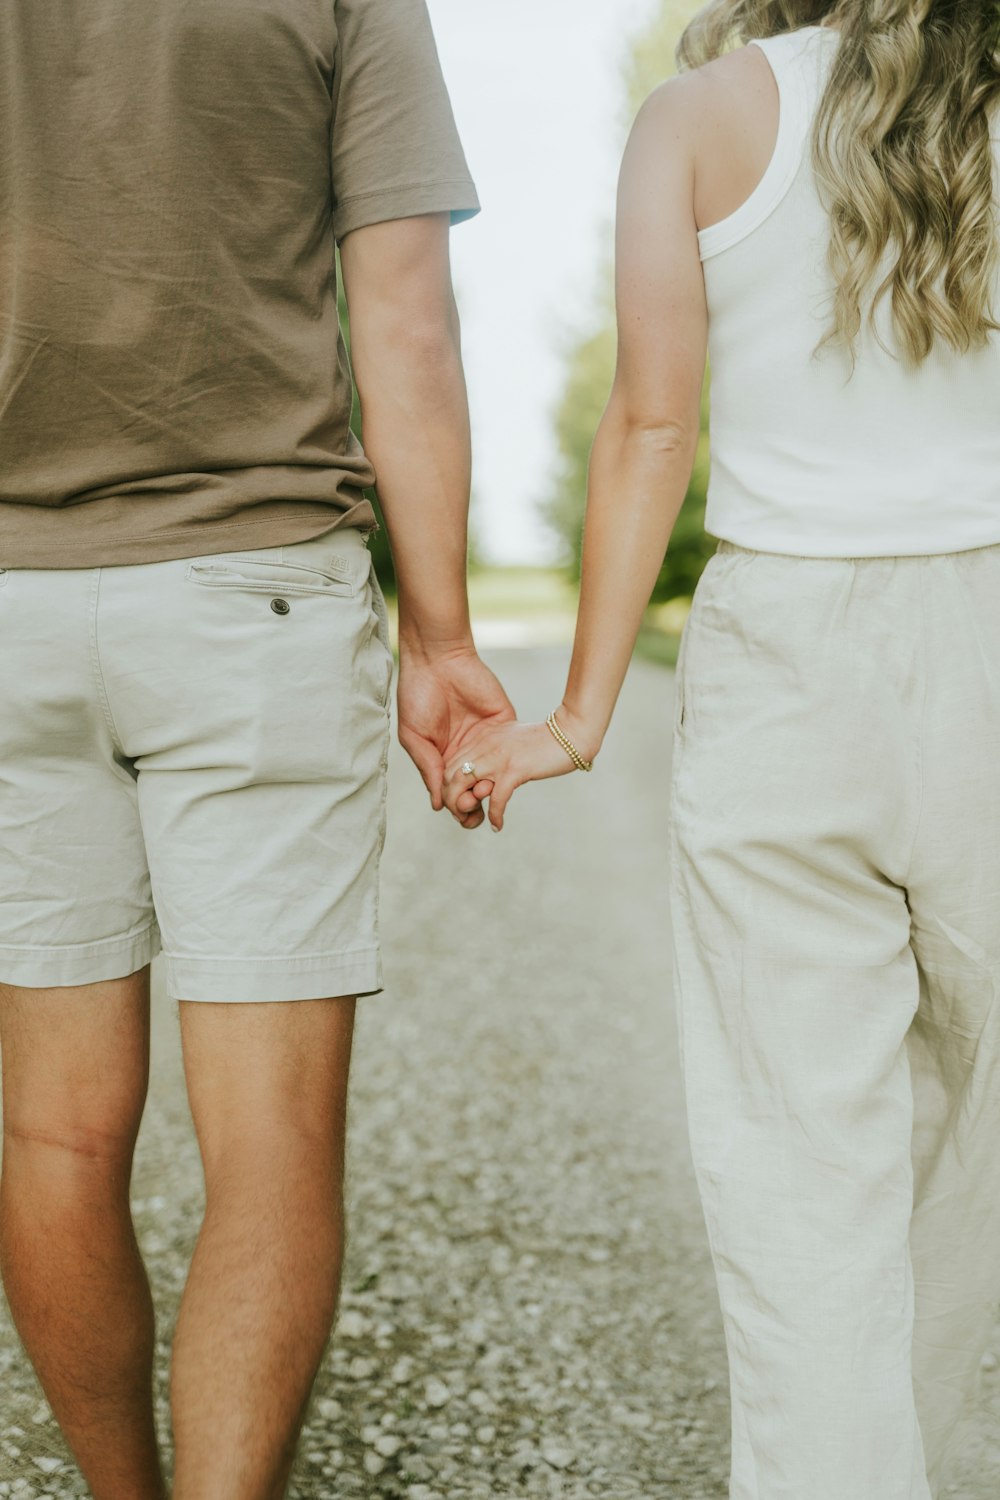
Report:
697,32,813,262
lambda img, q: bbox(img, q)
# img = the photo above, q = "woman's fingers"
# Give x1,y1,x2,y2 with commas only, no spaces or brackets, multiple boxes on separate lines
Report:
441,743,492,818
444,721,582,828
455,780,494,817
441,733,537,830
486,777,516,832
441,771,489,823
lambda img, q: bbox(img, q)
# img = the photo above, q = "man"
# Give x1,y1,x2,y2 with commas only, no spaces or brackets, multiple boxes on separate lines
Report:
0,1,507,1495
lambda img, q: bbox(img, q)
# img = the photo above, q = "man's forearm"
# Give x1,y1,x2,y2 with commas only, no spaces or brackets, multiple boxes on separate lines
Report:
355,323,475,657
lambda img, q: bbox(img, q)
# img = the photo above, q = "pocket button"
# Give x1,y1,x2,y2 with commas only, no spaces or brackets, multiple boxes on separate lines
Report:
270,598,291,615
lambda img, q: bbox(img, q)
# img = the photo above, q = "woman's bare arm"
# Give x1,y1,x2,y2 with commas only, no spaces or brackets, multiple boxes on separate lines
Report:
443,75,711,828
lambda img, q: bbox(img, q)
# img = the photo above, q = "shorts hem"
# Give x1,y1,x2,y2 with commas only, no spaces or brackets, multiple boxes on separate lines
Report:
0,922,162,989
163,947,383,1003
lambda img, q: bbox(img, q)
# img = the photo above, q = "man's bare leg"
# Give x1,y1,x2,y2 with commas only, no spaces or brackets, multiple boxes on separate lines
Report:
170,994,356,1500
0,970,166,1500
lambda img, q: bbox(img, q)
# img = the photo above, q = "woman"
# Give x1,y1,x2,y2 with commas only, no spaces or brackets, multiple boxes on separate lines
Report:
445,3,1000,1496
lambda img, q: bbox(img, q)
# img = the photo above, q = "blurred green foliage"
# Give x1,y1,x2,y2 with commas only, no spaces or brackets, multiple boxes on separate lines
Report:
623,0,701,118
545,0,714,604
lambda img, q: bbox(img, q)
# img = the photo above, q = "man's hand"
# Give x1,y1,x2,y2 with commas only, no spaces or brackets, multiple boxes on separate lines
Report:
397,645,515,828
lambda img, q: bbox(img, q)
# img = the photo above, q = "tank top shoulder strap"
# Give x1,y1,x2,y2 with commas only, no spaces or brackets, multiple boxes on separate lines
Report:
698,26,833,261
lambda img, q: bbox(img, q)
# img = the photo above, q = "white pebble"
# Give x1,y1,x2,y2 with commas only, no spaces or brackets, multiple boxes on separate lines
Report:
541,1439,576,1471
424,1377,451,1408
337,1309,370,1340
375,1433,403,1458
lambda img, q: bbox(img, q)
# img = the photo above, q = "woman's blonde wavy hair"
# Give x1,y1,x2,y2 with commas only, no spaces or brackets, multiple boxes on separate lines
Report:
678,0,1000,366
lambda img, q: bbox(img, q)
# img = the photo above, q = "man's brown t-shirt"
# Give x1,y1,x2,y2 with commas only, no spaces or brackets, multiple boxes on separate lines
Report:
0,0,479,568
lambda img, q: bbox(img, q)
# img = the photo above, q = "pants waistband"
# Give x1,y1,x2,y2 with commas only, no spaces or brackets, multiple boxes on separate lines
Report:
713,537,1000,564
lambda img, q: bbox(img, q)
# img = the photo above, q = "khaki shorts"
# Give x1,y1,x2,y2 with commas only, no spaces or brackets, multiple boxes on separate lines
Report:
0,527,393,1002
669,537,1000,1498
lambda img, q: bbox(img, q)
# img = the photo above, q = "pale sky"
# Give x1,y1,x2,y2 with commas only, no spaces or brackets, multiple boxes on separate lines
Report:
425,0,662,565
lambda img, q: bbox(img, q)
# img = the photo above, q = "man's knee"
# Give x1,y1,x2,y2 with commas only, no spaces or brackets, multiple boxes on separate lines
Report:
179,995,356,1184
3,1112,142,1170
1,972,151,1177
3,1066,149,1179
196,1112,347,1210
0,1118,138,1278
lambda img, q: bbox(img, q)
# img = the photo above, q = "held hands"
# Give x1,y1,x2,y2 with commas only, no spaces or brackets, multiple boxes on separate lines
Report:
396,638,598,831
396,642,516,829
440,708,597,832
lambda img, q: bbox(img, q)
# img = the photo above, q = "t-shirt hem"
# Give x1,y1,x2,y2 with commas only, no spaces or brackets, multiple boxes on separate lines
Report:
0,506,377,571
334,180,481,242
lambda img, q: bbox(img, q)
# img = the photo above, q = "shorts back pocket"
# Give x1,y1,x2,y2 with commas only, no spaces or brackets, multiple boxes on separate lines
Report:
185,556,357,598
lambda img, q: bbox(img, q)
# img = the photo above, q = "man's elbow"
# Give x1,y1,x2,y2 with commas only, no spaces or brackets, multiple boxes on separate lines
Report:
395,311,462,369
355,304,463,388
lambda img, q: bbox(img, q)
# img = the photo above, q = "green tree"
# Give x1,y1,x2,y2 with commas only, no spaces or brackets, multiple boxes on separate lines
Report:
546,0,714,603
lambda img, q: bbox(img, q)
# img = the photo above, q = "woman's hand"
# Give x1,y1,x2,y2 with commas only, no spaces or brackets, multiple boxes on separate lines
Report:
442,711,598,831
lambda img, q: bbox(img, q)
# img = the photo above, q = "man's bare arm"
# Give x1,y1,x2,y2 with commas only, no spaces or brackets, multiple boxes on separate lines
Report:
340,214,514,819
340,214,472,653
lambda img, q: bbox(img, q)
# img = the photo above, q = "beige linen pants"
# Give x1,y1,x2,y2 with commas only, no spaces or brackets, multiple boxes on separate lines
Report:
669,538,1000,1500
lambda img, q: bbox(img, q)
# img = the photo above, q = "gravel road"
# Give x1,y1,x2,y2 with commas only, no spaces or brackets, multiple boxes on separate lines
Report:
1,646,998,1499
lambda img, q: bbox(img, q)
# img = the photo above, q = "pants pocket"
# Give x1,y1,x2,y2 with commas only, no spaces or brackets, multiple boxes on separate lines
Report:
185,556,357,598
366,566,394,709
673,614,690,734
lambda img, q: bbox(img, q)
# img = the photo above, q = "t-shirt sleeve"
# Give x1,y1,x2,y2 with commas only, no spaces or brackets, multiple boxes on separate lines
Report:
330,0,481,243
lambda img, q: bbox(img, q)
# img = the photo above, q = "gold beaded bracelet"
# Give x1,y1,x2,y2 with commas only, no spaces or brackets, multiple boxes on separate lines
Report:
546,712,594,773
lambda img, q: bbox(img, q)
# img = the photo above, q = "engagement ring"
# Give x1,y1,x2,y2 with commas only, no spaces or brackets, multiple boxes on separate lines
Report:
461,761,477,777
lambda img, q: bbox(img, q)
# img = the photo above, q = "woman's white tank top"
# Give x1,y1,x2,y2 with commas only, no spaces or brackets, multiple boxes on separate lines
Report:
700,24,1000,557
